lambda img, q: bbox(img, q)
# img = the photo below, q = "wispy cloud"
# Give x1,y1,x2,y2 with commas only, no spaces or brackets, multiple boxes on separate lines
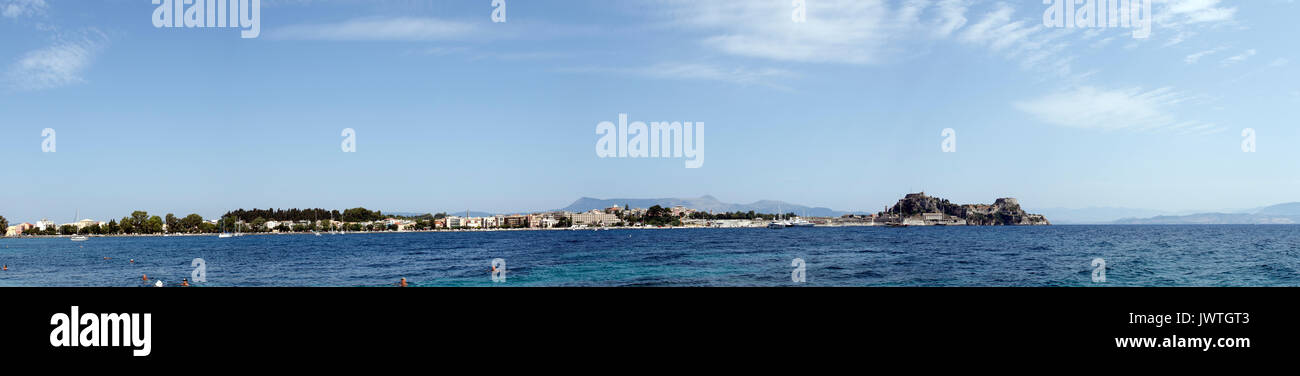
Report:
636,63,796,86
270,17,479,41
404,46,573,61
565,63,796,88
658,0,896,64
656,0,983,65
1152,0,1238,45
1221,49,1256,66
1014,86,1218,134
1156,0,1238,27
4,30,108,91
1,0,45,19
1184,47,1223,64
656,1,1076,77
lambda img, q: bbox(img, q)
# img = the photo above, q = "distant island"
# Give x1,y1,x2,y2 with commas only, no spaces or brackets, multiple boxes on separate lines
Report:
848,192,1050,226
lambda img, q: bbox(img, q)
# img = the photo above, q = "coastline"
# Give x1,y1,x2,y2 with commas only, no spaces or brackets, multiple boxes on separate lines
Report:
0,225,738,240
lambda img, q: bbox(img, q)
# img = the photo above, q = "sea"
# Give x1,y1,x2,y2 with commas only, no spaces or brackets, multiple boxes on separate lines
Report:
1,225,1297,287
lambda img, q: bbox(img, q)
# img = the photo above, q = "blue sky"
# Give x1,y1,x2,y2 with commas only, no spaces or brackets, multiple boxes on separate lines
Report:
1,0,1297,223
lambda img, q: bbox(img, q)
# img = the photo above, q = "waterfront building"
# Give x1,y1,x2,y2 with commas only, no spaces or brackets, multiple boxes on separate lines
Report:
571,211,620,226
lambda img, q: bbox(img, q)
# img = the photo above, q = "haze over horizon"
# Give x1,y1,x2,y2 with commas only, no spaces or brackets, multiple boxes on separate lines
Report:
2,1,1297,224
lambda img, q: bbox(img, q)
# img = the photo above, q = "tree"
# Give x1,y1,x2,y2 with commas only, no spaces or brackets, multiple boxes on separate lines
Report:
165,213,177,234
107,219,120,234
146,216,164,234
0,215,8,233
180,214,203,233
59,224,77,235
251,217,267,232
120,217,134,234
130,211,149,232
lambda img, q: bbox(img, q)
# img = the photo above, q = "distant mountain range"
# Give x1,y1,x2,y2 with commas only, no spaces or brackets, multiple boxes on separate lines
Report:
1035,207,1175,224
1111,202,1300,224
558,195,857,217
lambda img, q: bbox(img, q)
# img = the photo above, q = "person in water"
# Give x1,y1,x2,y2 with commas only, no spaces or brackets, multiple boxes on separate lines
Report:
2,265,7,271
181,278,189,287
142,274,148,281
399,277,407,287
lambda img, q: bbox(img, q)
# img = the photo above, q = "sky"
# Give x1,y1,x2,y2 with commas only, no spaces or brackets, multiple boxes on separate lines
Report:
1,0,1298,223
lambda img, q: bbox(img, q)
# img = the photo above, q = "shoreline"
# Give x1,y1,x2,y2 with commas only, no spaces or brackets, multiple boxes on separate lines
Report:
0,225,749,240
5,223,1290,241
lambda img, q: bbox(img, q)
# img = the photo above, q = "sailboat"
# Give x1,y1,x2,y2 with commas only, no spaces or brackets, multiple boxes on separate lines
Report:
218,215,234,238
886,204,908,228
70,210,88,241
312,210,322,236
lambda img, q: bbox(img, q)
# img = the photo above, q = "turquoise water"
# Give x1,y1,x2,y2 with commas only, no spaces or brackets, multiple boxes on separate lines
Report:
1,225,1297,286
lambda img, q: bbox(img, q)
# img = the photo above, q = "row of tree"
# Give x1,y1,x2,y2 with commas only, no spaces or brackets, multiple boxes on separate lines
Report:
221,208,387,223
6,207,406,236
685,210,795,220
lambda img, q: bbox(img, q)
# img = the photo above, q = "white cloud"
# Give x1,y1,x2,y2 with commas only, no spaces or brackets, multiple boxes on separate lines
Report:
1221,49,1256,66
1014,86,1217,134
658,0,991,65
637,63,796,86
1156,0,1238,26
5,31,107,91
567,63,796,88
660,0,897,64
657,0,1073,75
1,0,45,19
1183,47,1223,64
270,17,479,41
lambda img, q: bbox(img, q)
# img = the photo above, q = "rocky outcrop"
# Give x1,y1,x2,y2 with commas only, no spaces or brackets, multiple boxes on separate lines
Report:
878,192,1049,226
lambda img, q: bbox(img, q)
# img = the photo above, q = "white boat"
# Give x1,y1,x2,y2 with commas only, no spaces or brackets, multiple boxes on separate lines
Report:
767,204,790,229
70,210,89,241
218,233,234,238
789,217,815,228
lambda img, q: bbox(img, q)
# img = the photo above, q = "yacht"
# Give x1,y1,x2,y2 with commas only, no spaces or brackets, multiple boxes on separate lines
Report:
788,217,815,228
768,205,792,229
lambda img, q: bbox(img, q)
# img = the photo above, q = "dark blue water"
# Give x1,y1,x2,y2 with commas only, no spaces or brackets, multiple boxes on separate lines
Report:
1,225,1298,286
